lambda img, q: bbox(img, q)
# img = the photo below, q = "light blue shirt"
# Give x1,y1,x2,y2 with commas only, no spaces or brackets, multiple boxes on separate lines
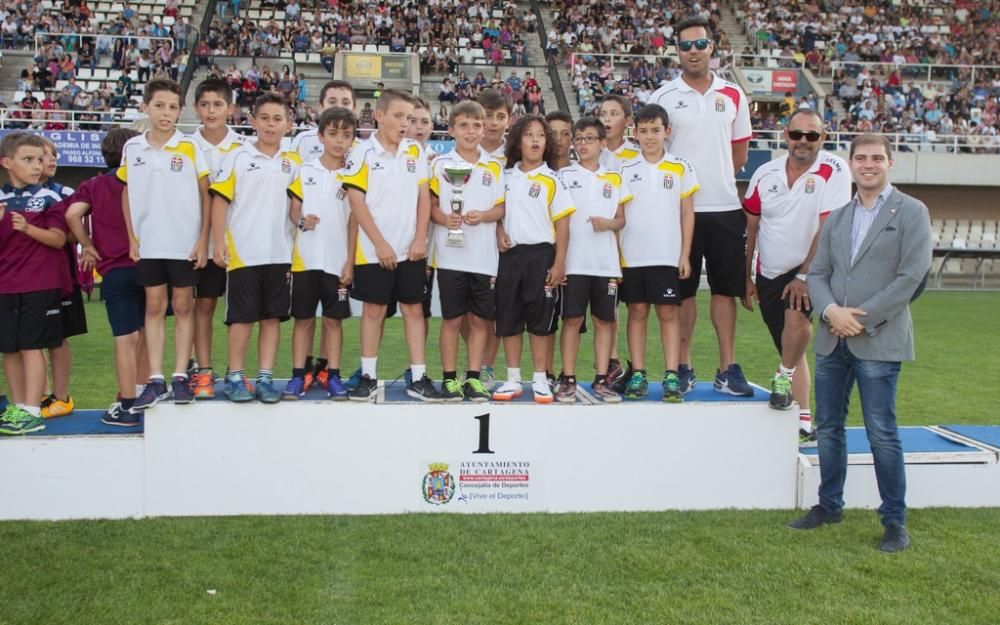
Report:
850,183,894,264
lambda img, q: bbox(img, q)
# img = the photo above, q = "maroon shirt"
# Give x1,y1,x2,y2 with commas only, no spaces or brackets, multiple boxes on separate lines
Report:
64,172,135,277
0,183,70,295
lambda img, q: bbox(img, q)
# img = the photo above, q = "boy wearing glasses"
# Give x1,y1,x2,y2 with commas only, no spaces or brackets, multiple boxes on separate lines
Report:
741,108,850,443
649,15,753,399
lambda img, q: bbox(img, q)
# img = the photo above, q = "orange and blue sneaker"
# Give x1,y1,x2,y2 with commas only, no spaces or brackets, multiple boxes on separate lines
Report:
192,370,216,399
223,373,254,403
40,394,75,418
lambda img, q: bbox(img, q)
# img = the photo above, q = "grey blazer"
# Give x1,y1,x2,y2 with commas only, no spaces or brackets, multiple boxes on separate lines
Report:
808,188,932,362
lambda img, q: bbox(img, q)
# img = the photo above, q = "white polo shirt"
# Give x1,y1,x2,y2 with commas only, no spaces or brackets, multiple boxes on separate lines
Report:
209,143,301,270
559,163,631,278
190,126,247,182
340,133,430,265
288,159,350,276
484,141,507,167
743,150,851,279
117,129,210,260
503,163,575,247
619,151,699,268
599,139,640,173
650,72,752,213
428,147,505,276
290,128,324,162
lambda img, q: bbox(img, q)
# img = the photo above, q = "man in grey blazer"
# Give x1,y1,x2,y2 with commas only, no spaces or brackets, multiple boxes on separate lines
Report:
786,134,932,553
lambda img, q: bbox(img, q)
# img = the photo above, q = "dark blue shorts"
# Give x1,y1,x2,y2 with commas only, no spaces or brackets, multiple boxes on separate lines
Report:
102,266,146,337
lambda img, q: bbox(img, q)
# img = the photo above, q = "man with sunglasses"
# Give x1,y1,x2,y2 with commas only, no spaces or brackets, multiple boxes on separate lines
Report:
741,109,851,445
649,15,754,398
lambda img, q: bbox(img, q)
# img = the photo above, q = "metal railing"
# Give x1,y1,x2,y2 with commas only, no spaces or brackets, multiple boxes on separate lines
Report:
747,128,1000,153
34,32,178,55
830,60,1000,83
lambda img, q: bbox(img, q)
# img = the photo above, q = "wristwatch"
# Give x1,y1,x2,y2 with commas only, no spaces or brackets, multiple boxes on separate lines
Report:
795,273,808,282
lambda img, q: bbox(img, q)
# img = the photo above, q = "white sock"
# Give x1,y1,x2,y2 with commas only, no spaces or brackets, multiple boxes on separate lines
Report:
532,371,548,385
506,367,521,383
410,364,426,380
361,357,377,379
23,405,40,416
136,384,145,396
800,410,813,432
150,374,164,381
172,372,188,380
778,364,796,378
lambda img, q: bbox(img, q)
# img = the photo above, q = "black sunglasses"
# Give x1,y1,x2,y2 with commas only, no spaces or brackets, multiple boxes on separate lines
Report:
788,130,822,142
678,38,711,52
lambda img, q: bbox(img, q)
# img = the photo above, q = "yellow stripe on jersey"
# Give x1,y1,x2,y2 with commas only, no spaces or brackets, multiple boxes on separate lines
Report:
209,168,237,202
404,144,420,160
341,160,369,193
354,233,369,265
597,171,632,204
291,241,306,272
283,150,304,166
225,228,246,271
288,176,304,201
116,165,127,183
428,172,440,196
657,160,686,177
165,140,210,178
618,147,640,160
680,183,701,199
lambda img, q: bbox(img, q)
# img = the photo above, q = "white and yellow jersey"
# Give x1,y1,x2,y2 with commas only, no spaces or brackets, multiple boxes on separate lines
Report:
290,127,324,162
619,151,699,268
599,139,640,173
209,143,302,270
429,147,505,276
484,141,506,168
502,162,575,247
117,129,210,260
288,160,350,275
339,133,430,265
190,126,247,182
559,163,631,278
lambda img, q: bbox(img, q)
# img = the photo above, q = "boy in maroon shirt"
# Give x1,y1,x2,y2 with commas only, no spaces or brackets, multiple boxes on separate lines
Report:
64,128,150,427
0,132,70,434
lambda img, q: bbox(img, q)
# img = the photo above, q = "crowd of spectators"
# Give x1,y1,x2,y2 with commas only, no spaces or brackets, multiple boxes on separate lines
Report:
436,68,545,116
202,61,317,129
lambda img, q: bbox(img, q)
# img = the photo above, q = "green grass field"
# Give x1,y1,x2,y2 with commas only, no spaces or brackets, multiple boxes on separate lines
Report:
1,291,999,624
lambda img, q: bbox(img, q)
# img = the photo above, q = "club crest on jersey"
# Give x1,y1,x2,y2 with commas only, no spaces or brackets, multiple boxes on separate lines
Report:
481,171,493,186
405,158,417,173
25,197,46,212
715,97,726,112
805,177,816,194
603,182,613,199
304,176,317,186
336,187,347,200
663,174,674,189
169,156,184,172
281,159,292,174
528,183,542,198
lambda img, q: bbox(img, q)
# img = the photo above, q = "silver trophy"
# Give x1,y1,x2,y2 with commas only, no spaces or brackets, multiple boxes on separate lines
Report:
443,163,474,247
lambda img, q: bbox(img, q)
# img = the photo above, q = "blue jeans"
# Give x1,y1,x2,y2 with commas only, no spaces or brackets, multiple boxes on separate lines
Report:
815,340,906,526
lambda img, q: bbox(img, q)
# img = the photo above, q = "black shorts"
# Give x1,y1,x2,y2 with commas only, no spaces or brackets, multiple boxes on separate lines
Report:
437,268,495,320
195,262,227,299
561,275,619,322
757,269,813,353
0,289,63,353
385,266,434,318
290,270,352,320
102,266,145,337
60,286,88,339
495,243,559,337
680,209,747,299
621,266,681,306
225,264,291,324
137,258,199,288
352,259,428,306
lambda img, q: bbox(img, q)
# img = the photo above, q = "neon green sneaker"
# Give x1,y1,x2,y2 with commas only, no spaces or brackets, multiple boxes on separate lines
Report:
769,372,794,410
441,378,464,402
624,370,648,400
0,404,46,435
462,378,490,403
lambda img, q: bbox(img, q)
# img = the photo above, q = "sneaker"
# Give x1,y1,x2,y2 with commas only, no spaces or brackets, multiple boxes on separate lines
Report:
480,366,496,389
463,378,491,402
662,372,682,403
555,375,576,403
714,363,753,397
40,394,75,418
101,402,141,427
171,376,194,404
315,368,329,390
624,370,648,400
186,358,198,379
606,359,626,392
786,504,843,530
492,380,523,401
0,404,46,435
326,373,349,400
532,379,554,404
879,525,911,553
350,374,378,401
223,374,255,403
591,379,621,403
133,378,169,411
192,371,216,399
440,378,465,402
611,360,633,394
678,364,696,395
282,376,306,401
770,372,794,410
407,373,441,401
799,428,818,447
255,376,281,404
345,367,363,391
